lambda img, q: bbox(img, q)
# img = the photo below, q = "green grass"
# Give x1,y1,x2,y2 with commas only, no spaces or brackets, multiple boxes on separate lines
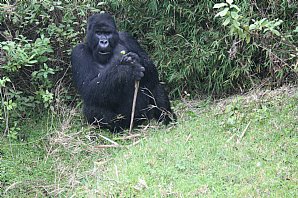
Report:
1,87,297,197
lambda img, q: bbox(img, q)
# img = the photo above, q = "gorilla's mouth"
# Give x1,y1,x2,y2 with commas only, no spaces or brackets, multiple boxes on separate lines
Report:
98,51,110,55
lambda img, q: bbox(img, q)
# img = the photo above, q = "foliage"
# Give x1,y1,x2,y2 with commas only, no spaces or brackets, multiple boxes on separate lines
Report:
0,34,54,137
107,0,298,96
0,0,297,136
214,0,283,42
0,1,100,136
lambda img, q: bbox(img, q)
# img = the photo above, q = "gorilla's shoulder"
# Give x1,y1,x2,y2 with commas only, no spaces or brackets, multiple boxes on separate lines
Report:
71,43,92,64
119,32,138,44
118,32,146,55
71,43,90,57
72,43,86,52
119,32,133,39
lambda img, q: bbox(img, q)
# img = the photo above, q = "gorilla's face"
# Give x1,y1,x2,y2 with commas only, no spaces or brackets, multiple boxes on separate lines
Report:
87,13,119,63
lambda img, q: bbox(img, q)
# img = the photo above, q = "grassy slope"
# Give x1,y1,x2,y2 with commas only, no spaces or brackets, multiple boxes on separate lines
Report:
0,87,297,197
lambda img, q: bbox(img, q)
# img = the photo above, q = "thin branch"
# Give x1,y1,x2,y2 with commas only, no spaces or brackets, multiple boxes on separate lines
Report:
237,121,251,144
98,134,119,146
94,145,121,149
129,80,140,134
115,134,142,140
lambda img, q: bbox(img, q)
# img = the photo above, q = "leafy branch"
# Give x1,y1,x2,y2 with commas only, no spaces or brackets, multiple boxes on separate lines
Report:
214,0,283,43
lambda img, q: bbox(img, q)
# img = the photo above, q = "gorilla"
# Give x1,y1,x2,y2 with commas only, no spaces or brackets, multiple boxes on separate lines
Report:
71,12,175,132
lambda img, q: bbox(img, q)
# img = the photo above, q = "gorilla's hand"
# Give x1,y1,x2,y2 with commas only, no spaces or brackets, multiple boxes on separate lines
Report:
121,52,140,65
121,52,145,80
133,62,145,80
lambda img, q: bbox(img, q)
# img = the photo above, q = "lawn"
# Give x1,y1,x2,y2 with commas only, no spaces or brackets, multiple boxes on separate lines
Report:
0,86,297,197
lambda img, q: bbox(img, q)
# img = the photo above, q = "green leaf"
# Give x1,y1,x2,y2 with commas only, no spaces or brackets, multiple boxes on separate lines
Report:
249,24,256,30
215,7,229,17
2,46,10,51
28,60,38,64
213,3,228,9
293,26,298,33
230,5,240,11
242,25,249,31
32,71,38,77
226,0,233,5
223,17,231,26
273,20,283,27
0,77,11,87
232,20,240,28
259,18,267,25
271,29,281,36
238,29,245,39
38,56,48,63
245,34,251,43
230,11,238,19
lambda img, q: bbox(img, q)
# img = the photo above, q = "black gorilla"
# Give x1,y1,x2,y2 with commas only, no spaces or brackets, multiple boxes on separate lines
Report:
71,13,175,132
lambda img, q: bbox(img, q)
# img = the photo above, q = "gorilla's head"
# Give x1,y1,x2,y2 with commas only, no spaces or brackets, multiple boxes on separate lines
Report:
87,13,119,63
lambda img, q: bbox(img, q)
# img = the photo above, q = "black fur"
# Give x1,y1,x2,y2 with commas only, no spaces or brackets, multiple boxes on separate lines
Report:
71,13,175,132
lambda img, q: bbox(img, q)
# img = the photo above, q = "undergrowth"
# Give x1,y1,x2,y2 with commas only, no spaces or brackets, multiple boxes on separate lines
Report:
1,0,297,138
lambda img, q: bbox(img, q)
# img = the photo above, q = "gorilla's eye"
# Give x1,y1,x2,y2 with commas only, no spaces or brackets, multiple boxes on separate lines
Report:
95,29,111,35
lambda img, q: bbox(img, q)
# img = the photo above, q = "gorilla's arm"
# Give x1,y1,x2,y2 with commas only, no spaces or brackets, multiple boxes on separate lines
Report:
71,44,134,105
119,32,174,122
119,32,159,88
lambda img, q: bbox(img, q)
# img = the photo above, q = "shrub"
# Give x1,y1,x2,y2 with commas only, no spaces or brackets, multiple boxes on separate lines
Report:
0,1,101,136
0,0,297,136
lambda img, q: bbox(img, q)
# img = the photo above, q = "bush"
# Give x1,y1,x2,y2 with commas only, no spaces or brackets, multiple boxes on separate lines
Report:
0,1,105,136
0,0,297,136
108,0,298,96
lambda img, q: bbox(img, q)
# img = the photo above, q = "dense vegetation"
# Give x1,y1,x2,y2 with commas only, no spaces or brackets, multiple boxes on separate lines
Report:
0,0,297,135
0,1,297,196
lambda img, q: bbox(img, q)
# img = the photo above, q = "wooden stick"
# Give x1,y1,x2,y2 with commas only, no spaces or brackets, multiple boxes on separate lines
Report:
98,134,119,146
237,121,251,144
94,145,121,149
115,134,142,140
129,81,140,134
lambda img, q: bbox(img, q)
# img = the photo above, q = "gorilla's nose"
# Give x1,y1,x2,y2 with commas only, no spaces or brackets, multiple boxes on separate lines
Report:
99,39,109,48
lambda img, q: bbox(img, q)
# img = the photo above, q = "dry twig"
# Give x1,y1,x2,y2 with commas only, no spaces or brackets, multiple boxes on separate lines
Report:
237,121,251,144
129,81,140,133
94,145,122,149
98,134,119,146
116,133,142,140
